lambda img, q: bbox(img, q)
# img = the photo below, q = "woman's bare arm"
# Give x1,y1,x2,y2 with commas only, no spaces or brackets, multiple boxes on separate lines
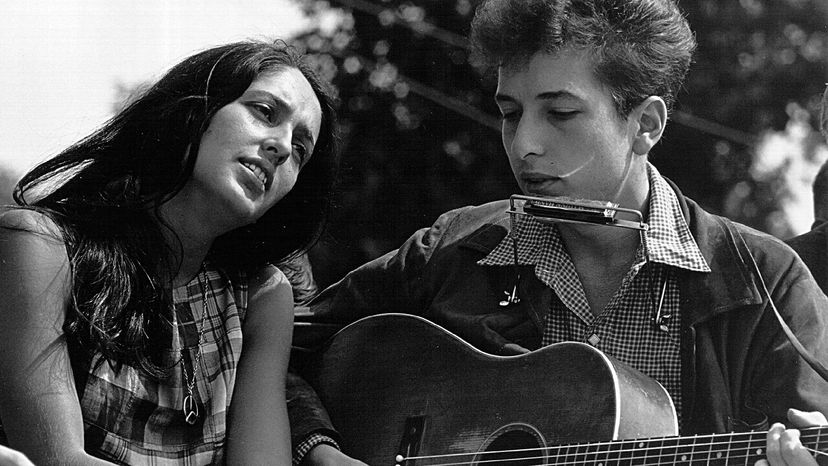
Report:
0,210,113,465
226,264,294,464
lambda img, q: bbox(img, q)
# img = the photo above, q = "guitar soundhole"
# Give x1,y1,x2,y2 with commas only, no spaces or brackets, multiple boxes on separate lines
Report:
474,424,546,466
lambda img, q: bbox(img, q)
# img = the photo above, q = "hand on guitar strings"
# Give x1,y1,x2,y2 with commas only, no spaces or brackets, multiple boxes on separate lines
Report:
756,408,828,466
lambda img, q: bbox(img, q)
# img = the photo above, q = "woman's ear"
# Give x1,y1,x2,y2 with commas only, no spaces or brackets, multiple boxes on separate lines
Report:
631,96,668,156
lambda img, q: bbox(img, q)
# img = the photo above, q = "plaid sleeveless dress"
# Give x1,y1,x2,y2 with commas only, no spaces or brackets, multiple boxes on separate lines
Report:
79,265,248,464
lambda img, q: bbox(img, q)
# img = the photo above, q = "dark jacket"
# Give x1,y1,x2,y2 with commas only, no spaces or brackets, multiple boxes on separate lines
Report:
786,221,828,295
290,185,828,447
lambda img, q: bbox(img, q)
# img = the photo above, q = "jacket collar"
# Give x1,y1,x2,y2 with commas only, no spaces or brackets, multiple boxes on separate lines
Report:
665,178,764,325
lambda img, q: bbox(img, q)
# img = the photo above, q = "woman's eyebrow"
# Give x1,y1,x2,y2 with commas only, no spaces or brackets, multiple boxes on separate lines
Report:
243,89,317,147
244,89,290,110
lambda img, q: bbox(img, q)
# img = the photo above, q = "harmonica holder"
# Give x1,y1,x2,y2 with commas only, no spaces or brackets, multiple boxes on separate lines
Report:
501,195,662,326
508,194,648,232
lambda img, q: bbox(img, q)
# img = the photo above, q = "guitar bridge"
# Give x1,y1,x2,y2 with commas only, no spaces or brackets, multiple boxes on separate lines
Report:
395,416,426,465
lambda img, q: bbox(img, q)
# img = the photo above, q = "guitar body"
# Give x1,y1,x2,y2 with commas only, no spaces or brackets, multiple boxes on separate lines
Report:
303,313,678,465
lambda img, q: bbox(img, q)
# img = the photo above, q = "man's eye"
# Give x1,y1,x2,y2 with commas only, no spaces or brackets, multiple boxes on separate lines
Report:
548,110,578,120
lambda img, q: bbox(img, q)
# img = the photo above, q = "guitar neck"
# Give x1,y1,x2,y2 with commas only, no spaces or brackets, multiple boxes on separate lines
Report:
540,427,828,464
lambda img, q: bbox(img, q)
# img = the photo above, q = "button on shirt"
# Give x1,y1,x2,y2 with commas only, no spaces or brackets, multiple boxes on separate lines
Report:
478,164,710,423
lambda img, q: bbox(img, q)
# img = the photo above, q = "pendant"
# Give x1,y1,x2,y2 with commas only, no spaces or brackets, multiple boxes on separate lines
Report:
183,394,199,425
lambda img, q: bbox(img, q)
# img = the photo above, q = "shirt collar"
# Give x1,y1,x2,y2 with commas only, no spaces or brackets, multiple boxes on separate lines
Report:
645,163,710,272
478,163,711,273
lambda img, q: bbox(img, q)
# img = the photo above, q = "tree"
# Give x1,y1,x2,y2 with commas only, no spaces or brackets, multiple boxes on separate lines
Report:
660,0,828,238
288,0,828,285
293,0,515,286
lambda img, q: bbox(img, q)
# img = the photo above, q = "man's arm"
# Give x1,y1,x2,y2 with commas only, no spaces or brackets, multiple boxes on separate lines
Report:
289,208,468,464
749,248,828,424
287,372,343,464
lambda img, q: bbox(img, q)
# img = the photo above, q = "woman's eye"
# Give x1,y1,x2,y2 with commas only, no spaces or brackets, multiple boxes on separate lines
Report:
292,143,308,163
251,103,274,121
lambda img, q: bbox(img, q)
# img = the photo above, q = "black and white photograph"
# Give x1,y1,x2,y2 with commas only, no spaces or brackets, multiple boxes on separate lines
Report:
1,0,828,464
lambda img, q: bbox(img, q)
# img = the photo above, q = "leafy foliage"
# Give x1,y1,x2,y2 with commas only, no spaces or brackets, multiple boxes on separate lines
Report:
669,0,828,237
290,0,828,287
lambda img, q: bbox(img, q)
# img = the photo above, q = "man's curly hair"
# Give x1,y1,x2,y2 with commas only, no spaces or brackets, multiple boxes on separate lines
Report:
470,0,697,116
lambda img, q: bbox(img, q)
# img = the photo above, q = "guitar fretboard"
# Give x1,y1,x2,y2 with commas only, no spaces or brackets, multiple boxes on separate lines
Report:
534,428,826,465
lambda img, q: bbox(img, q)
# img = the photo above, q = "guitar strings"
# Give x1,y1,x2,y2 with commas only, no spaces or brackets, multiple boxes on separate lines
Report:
402,448,820,466
402,444,821,466
411,453,816,466
398,428,826,465
805,447,828,457
405,447,823,466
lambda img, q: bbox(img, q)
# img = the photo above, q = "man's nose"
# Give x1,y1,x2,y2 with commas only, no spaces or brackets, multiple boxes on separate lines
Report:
511,115,544,159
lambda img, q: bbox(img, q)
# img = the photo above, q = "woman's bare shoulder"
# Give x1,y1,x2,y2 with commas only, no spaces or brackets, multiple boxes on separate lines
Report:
0,208,63,239
0,209,72,354
246,264,293,324
251,263,289,287
0,208,68,267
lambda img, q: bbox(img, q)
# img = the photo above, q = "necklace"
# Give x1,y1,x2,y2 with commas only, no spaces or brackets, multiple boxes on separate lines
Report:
173,265,210,425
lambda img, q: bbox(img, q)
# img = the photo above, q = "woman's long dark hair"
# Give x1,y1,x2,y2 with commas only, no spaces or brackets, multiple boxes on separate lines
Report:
13,40,341,377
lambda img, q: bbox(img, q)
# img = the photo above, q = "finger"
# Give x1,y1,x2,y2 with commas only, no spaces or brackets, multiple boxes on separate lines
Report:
788,408,828,428
766,422,786,466
501,342,531,355
477,313,530,354
485,311,529,328
0,448,32,466
778,429,817,466
755,460,769,466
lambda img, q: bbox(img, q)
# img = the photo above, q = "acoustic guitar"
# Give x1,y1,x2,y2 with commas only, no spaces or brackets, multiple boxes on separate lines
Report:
302,313,828,465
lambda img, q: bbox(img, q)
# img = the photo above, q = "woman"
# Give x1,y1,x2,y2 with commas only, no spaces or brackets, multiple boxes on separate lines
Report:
0,40,339,464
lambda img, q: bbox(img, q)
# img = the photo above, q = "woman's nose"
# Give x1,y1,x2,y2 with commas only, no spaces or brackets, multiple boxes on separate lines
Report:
263,132,290,166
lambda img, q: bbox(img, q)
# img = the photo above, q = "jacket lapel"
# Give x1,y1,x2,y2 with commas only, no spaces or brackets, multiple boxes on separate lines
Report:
663,179,764,326
460,216,553,338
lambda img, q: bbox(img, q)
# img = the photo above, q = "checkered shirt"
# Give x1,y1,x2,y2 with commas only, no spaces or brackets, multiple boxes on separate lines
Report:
78,264,247,464
479,163,710,424
293,433,341,465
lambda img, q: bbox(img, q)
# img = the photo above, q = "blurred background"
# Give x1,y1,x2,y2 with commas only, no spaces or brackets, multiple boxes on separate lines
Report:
2,0,827,288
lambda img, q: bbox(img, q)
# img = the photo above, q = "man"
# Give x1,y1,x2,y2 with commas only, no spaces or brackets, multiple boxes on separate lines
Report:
787,161,828,294
290,1,828,465
786,87,828,294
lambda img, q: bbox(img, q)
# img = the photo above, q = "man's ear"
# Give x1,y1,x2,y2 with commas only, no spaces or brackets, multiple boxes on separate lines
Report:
631,96,668,156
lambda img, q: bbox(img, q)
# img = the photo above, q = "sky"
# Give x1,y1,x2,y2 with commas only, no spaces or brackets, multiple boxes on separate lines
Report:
0,0,312,193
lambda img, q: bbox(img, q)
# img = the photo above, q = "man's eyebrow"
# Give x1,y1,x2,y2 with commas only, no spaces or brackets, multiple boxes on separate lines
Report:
495,90,581,104
537,90,580,101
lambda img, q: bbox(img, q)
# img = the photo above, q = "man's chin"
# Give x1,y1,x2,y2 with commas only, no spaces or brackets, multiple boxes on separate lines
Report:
522,187,566,199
